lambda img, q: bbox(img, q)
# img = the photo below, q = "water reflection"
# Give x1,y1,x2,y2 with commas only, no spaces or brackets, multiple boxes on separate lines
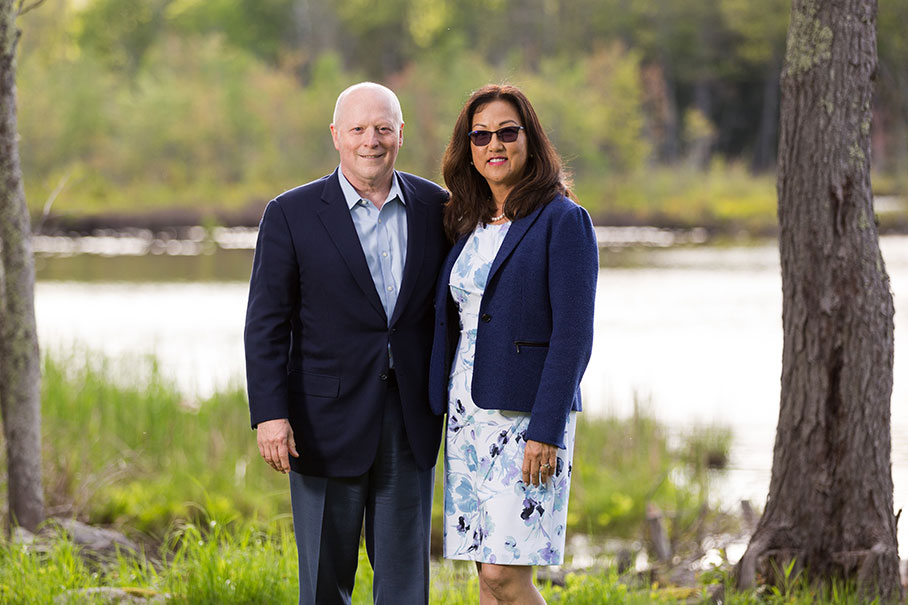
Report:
35,248,255,282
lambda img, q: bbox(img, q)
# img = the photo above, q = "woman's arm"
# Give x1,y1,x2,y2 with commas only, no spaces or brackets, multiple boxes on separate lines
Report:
524,202,599,447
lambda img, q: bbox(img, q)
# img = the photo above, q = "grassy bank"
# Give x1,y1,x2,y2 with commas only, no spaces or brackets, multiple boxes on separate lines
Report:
0,519,877,604
32,163,908,238
10,353,730,546
0,353,885,602
33,163,786,236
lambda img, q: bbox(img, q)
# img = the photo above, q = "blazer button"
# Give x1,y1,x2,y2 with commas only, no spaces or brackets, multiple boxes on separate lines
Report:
379,373,388,381
391,327,398,333
481,313,492,323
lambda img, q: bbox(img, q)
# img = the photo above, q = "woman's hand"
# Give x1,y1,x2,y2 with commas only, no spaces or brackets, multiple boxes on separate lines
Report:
522,439,558,487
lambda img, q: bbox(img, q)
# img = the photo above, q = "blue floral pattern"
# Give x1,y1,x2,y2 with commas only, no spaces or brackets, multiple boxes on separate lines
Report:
443,221,576,566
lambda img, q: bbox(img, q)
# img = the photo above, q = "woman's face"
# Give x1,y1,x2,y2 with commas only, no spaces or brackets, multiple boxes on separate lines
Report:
469,100,528,198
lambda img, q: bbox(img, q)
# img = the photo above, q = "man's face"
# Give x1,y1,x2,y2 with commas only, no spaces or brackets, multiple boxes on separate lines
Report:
330,88,403,190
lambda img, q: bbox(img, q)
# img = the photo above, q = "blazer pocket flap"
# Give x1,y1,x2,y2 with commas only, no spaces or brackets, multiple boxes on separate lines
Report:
514,340,550,353
290,371,340,398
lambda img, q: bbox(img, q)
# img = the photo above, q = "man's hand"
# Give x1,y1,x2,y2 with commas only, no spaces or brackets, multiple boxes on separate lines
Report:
521,439,558,487
256,418,299,473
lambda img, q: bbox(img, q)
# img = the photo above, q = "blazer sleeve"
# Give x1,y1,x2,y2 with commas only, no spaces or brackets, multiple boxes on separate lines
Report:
525,204,598,447
244,199,300,428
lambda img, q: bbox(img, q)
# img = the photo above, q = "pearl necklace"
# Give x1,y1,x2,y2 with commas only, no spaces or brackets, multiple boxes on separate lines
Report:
490,212,507,222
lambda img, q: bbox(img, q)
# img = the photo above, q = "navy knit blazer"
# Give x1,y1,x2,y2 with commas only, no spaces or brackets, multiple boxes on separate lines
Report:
428,195,598,448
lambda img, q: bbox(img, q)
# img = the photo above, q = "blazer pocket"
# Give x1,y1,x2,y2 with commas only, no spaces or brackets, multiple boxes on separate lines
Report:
289,371,340,398
514,340,550,353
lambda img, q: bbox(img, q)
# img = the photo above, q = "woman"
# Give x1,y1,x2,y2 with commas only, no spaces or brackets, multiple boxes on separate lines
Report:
429,84,598,604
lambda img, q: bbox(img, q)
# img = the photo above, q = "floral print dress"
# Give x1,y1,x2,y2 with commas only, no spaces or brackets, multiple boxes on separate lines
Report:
443,221,577,566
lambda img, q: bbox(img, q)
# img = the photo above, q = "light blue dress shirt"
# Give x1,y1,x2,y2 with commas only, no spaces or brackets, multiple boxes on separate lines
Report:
338,168,408,326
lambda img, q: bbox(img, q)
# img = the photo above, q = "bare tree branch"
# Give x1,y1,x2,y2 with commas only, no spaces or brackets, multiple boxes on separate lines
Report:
34,169,70,235
17,0,46,18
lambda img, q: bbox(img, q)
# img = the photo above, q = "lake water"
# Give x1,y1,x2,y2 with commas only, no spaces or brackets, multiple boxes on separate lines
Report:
33,232,908,557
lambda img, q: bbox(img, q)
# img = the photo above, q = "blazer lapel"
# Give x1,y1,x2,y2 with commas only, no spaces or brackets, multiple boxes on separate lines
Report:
390,173,427,326
316,169,387,323
487,203,546,284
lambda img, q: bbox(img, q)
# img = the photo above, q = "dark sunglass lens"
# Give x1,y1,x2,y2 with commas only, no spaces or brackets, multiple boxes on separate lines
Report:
469,131,492,146
498,127,521,142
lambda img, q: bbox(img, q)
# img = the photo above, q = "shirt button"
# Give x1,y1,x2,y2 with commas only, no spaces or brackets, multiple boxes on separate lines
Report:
382,251,388,257
481,313,492,323
387,286,393,292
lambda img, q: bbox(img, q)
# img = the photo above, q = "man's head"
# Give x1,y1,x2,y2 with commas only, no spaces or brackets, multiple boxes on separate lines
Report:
330,82,404,191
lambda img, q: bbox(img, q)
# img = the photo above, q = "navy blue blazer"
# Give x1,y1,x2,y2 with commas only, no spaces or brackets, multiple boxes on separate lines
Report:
428,195,598,448
244,169,449,477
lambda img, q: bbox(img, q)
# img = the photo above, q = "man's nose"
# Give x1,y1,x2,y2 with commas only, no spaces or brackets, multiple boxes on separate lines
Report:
364,128,380,146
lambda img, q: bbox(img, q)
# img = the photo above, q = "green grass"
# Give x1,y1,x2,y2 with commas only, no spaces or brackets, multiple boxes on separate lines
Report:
28,159,908,238
29,162,785,235
0,352,746,602
19,352,728,546
0,520,881,604
578,161,778,233
36,353,290,536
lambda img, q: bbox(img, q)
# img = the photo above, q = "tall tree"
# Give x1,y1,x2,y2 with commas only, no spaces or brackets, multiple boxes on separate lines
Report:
736,0,901,599
0,0,43,533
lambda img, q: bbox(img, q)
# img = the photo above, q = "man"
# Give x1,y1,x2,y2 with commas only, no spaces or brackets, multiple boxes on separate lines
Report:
244,82,448,604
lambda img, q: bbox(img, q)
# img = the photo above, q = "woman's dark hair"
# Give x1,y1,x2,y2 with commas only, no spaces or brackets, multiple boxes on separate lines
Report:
441,84,573,242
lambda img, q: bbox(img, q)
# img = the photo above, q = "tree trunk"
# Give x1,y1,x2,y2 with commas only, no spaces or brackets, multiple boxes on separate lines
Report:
0,0,44,533
736,0,901,599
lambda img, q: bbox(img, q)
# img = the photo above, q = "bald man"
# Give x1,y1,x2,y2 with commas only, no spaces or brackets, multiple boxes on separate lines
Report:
244,82,449,604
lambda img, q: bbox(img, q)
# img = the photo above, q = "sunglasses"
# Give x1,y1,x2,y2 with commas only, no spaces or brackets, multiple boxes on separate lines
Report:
467,126,525,146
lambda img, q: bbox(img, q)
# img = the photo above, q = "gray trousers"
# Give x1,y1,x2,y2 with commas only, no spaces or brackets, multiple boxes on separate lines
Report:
289,388,435,605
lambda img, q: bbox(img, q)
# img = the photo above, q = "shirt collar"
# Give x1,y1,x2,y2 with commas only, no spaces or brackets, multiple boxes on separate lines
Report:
337,167,405,211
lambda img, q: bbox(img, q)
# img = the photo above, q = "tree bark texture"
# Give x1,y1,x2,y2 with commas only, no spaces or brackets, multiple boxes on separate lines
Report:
737,0,901,599
0,0,44,533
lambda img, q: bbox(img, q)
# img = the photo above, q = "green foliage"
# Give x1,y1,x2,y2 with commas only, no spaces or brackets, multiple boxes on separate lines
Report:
680,423,733,474
162,520,298,603
699,560,884,605
39,353,289,536
168,0,299,66
15,0,908,225
0,537,93,604
33,351,727,546
599,161,778,230
0,528,879,604
18,25,653,221
568,405,715,539
719,0,789,66
522,44,650,184
74,0,172,74
0,352,866,602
